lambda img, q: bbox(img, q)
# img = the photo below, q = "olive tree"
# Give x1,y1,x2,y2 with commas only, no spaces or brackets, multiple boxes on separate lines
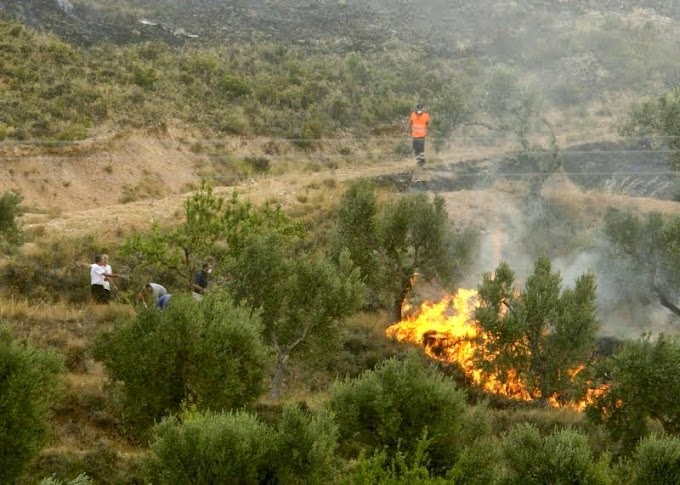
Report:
145,405,338,484
226,228,365,399
93,293,270,435
333,181,476,322
0,190,23,252
587,334,680,453
0,327,63,483
474,257,600,404
621,87,680,169
497,424,612,484
604,208,680,317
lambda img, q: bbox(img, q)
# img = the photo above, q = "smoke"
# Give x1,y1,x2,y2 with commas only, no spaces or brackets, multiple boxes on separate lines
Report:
462,194,678,341
56,0,73,15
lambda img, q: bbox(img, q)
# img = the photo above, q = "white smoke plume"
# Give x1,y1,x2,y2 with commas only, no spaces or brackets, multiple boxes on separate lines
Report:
56,0,74,14
462,195,679,341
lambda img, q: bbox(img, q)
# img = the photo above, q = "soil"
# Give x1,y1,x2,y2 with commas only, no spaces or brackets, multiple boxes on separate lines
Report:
4,131,680,241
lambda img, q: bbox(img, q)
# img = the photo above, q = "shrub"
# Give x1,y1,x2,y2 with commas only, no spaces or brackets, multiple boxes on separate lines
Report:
328,352,468,475
0,190,23,251
146,404,339,484
447,437,502,485
498,424,612,485
626,434,680,485
146,410,275,484
93,292,270,436
340,433,449,484
219,75,251,98
587,334,680,453
0,327,64,483
271,404,340,483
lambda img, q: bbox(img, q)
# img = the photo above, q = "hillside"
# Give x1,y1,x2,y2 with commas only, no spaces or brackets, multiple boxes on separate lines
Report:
3,2,680,483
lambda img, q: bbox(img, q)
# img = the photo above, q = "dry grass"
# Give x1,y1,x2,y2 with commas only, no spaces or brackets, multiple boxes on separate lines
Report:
492,406,586,437
542,174,680,224
0,298,133,322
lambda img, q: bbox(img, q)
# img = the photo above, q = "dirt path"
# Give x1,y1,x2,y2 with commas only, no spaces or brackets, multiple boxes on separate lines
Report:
16,133,680,241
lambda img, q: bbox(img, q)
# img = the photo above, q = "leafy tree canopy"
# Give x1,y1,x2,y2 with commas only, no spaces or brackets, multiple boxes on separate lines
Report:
474,256,600,404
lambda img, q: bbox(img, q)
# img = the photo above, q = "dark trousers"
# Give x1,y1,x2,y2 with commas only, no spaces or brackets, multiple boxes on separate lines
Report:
412,137,426,161
91,284,111,304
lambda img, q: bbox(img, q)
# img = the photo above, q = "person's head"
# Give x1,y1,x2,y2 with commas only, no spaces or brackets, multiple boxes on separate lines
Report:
202,262,213,274
95,254,106,265
137,283,152,301
101,254,109,264
416,103,424,114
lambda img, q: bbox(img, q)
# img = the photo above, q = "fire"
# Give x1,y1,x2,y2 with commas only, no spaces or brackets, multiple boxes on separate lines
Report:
386,289,608,410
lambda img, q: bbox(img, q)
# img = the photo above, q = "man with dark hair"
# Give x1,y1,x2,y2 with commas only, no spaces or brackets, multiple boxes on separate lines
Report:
407,103,431,167
192,262,212,301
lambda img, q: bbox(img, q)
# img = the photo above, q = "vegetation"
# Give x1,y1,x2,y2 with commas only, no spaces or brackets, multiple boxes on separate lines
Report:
145,404,338,484
329,352,470,475
587,334,680,453
497,424,612,485
93,293,269,435
0,328,64,483
474,257,600,404
0,19,475,143
0,190,23,252
621,87,680,169
4,1,680,483
333,180,477,321
603,208,680,316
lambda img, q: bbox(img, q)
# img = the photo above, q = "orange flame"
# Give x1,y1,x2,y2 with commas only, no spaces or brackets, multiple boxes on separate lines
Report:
386,289,608,410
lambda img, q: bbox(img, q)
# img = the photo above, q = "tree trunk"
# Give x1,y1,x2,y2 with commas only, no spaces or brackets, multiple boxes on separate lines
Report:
653,284,680,318
270,351,289,400
393,274,414,323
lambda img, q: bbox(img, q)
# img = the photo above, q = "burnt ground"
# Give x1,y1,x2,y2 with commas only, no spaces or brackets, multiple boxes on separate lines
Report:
374,139,680,201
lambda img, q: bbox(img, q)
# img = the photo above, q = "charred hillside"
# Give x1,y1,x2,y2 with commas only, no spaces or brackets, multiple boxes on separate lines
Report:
4,0,680,56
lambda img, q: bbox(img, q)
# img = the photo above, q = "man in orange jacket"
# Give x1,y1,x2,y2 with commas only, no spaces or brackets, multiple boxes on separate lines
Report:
407,103,431,167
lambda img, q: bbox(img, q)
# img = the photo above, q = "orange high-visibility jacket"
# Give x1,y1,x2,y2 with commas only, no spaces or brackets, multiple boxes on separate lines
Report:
409,111,431,138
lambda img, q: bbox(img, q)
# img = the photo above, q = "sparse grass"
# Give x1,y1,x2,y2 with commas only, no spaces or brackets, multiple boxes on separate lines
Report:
492,406,586,436
0,298,132,327
119,173,167,203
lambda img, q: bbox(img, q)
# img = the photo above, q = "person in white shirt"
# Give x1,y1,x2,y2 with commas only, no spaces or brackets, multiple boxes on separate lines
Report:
137,282,168,308
90,254,119,304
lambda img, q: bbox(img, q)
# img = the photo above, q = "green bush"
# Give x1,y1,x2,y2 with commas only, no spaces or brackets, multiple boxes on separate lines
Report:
271,404,340,483
0,327,64,483
146,404,339,484
447,437,502,485
0,190,23,251
146,410,275,484
93,292,270,435
328,352,468,475
626,434,680,485
340,433,449,484
587,334,680,453
498,424,612,485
